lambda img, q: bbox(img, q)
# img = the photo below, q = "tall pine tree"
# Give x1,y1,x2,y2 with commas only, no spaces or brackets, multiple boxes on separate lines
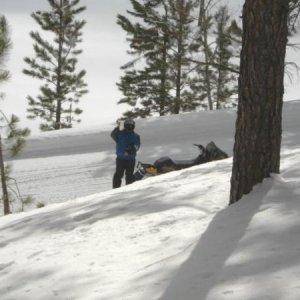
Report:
24,0,88,131
0,16,30,215
167,0,198,114
192,2,241,110
117,0,172,118
194,0,215,110
0,15,10,215
118,0,242,116
213,6,241,109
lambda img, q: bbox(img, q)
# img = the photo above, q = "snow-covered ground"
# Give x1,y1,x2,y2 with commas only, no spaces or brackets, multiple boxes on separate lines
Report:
0,101,300,299
7,107,236,211
6,100,300,211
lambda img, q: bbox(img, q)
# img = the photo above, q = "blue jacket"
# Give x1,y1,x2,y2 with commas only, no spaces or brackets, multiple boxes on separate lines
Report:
111,127,140,160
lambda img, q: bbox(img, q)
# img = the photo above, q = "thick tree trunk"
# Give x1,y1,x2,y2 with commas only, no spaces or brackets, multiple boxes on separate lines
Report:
230,0,289,204
0,134,10,215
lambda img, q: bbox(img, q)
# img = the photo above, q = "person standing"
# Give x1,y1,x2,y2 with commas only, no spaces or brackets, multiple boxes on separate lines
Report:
111,119,140,188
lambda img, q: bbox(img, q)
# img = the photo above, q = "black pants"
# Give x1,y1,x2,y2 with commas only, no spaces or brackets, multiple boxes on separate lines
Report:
113,158,135,189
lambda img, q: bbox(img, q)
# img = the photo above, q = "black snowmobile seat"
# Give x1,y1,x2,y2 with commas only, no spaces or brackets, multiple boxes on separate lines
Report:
172,159,198,167
154,157,174,171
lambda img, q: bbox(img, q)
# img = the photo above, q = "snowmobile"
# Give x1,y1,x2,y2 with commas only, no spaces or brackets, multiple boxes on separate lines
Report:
134,141,228,181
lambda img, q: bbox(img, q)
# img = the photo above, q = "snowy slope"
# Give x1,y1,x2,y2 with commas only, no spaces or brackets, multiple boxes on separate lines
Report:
6,100,300,212
7,108,236,211
0,101,300,299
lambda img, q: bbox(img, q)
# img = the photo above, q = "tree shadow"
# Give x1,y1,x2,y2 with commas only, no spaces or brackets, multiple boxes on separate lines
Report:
159,180,274,300
0,160,229,248
0,264,102,300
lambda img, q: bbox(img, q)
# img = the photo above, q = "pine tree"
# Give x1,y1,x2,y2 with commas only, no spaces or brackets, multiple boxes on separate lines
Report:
0,15,10,215
117,0,172,118
194,0,215,110
289,0,300,33
167,0,198,114
0,16,9,85
24,0,88,131
0,16,30,215
213,6,240,109
118,0,241,116
0,113,30,215
192,2,241,111
230,0,289,204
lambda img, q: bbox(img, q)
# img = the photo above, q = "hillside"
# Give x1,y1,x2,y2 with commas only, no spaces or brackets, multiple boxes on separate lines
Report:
0,101,300,299
6,100,300,212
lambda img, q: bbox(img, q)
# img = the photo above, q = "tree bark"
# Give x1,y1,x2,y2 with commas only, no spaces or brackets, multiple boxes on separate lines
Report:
230,0,289,204
199,0,214,111
55,0,64,130
174,0,184,114
0,134,10,215
203,33,213,111
159,27,168,116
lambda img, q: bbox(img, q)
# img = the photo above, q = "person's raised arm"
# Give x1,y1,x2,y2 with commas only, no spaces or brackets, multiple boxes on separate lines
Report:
111,120,124,142
111,127,119,142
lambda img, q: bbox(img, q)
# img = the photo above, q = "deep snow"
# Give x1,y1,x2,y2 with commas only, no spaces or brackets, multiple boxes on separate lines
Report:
0,101,300,299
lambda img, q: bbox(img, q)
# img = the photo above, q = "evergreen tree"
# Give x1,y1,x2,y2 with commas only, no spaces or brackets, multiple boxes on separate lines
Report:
194,0,216,110
192,1,241,110
167,0,198,114
0,15,10,215
289,0,300,33
0,112,30,215
0,16,9,85
24,0,88,131
213,6,240,109
118,0,242,116
0,16,30,215
117,0,172,118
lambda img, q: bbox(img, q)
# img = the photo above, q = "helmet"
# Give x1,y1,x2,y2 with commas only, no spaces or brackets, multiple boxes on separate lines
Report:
124,118,135,131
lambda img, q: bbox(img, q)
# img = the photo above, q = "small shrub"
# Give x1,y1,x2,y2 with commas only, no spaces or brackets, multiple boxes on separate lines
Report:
36,202,45,209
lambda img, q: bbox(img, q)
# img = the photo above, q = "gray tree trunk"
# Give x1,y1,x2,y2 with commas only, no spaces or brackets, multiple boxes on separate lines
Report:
0,134,10,215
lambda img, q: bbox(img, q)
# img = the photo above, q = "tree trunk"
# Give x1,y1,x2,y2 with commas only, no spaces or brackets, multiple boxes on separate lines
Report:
204,33,213,111
174,0,184,115
159,29,168,116
216,53,223,110
230,0,289,204
55,0,63,130
199,0,213,111
0,134,10,215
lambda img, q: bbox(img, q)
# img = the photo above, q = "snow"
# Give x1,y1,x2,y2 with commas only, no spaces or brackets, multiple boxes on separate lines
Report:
0,101,300,299
7,100,300,211
7,108,236,210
